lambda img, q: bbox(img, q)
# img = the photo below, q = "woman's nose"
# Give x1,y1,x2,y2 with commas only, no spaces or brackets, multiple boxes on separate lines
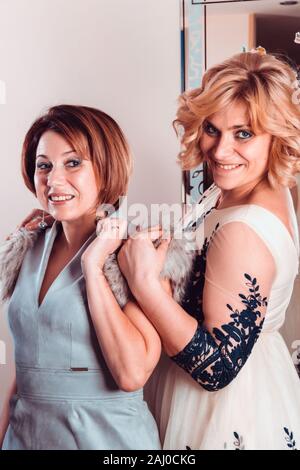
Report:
213,135,234,160
46,166,67,186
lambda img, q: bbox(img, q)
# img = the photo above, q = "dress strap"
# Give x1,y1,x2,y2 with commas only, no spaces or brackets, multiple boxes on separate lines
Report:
181,184,221,232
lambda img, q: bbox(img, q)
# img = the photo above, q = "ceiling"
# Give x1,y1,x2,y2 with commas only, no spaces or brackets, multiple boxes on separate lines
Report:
196,0,300,17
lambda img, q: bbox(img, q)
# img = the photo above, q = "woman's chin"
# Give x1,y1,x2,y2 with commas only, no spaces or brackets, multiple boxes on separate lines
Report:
48,210,80,223
213,176,241,191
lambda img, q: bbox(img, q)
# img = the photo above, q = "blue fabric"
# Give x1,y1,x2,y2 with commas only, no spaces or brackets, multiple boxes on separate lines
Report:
3,222,160,450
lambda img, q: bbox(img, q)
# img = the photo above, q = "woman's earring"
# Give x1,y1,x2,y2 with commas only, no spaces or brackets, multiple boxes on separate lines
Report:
38,211,48,230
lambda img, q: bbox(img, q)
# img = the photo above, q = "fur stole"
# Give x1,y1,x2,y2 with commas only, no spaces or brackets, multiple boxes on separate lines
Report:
0,228,196,307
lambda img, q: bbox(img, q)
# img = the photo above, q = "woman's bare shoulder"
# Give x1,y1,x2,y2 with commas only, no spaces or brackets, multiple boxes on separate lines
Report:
247,187,293,238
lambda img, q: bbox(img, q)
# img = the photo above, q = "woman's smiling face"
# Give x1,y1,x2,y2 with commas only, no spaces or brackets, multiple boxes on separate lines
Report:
34,130,100,222
200,101,272,192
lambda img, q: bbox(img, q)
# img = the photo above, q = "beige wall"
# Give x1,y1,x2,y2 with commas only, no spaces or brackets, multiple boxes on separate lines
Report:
0,0,181,411
206,14,250,68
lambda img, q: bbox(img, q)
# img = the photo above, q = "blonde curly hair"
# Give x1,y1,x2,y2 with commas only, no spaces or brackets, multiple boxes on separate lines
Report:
174,52,300,188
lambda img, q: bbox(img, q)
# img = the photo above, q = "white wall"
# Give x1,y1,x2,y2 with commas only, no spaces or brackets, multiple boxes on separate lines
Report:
0,0,181,411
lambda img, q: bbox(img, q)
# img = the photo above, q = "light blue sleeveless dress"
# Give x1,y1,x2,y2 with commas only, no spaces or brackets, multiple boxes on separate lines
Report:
3,221,161,450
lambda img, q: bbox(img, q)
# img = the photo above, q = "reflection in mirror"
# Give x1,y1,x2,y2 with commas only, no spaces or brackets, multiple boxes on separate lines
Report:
182,0,300,366
182,0,300,202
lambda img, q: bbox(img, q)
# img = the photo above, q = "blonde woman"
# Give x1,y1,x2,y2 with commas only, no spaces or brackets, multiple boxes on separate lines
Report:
118,52,300,450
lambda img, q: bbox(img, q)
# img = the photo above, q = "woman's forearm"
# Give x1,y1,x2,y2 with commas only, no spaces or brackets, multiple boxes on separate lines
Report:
84,268,160,391
133,276,266,392
132,278,198,357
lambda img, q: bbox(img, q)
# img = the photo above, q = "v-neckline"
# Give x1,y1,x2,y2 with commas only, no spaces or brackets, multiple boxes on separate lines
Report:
36,221,97,309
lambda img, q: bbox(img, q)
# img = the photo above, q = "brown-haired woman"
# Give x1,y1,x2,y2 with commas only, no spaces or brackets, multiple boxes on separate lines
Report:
118,51,300,450
0,104,161,450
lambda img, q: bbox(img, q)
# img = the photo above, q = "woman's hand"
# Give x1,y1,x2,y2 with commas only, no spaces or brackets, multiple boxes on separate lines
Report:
17,209,54,231
117,226,171,297
5,209,54,240
81,217,128,276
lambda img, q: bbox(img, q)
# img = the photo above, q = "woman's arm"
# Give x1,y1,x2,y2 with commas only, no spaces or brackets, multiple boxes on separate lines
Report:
118,222,275,391
0,372,16,449
117,229,201,355
84,269,162,391
81,218,162,392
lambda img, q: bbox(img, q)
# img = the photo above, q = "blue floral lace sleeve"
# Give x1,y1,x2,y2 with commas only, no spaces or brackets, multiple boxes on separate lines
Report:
171,274,267,392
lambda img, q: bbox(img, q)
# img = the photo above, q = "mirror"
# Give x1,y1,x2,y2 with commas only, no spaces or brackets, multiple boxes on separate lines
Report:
182,0,300,202
181,0,300,368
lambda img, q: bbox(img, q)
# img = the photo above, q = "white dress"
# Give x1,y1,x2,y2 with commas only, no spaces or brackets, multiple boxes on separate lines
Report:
145,184,300,450
281,176,300,363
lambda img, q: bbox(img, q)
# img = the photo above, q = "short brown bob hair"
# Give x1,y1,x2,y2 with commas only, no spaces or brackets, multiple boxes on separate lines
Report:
22,104,133,208
174,52,300,188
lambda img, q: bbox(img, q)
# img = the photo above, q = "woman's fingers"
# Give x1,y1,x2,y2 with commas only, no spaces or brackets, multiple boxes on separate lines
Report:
25,214,54,230
130,229,162,241
143,224,162,233
96,217,128,240
16,209,45,229
5,209,52,239
130,224,167,241
24,215,54,231
16,210,54,231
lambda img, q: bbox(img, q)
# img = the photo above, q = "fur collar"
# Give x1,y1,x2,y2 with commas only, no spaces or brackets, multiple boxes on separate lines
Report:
0,228,195,307
0,229,38,302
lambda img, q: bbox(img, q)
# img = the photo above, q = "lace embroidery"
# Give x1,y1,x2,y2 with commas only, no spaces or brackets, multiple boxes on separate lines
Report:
223,432,245,450
171,274,267,391
188,428,297,450
284,427,298,450
181,223,219,322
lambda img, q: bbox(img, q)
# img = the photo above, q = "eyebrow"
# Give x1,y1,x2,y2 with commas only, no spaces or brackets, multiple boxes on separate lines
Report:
206,120,250,131
36,150,76,159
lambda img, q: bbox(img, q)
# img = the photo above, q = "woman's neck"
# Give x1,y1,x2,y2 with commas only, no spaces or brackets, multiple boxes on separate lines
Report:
57,216,96,253
217,176,270,210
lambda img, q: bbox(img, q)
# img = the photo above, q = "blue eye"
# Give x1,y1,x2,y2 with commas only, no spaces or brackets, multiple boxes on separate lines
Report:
66,159,81,167
236,130,253,140
204,123,219,136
